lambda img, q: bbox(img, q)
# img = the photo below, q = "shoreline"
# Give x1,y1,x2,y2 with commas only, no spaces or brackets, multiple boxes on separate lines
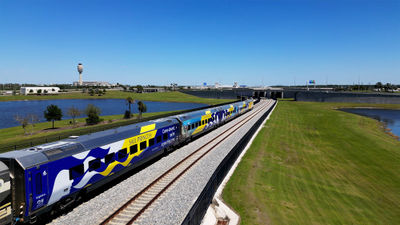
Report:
338,108,400,141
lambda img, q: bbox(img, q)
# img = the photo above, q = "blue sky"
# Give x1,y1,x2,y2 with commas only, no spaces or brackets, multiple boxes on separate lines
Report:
0,0,399,86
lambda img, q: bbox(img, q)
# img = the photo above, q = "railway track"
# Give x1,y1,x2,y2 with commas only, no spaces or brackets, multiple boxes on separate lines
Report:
99,100,274,225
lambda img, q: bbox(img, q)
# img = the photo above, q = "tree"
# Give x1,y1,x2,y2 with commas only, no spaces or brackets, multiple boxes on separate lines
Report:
14,114,29,134
88,88,94,96
37,89,42,95
27,114,39,135
136,85,144,93
67,106,81,126
44,104,63,129
125,97,135,118
85,104,102,125
44,90,48,94
170,83,178,91
375,82,383,90
137,101,147,119
385,83,392,92
29,89,34,94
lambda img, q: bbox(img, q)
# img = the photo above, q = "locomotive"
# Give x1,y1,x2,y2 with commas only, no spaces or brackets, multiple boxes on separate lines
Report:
0,99,253,224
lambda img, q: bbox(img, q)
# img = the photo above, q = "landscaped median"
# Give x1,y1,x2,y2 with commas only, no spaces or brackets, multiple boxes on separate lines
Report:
222,100,400,225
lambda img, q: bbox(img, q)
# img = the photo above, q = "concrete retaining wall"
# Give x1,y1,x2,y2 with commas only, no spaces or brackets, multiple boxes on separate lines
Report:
180,89,253,99
295,91,400,104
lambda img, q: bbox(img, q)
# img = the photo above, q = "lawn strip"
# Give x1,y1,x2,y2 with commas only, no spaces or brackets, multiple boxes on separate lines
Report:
223,101,400,225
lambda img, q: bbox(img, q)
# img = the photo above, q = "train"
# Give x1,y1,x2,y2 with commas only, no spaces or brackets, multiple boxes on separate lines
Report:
0,99,254,224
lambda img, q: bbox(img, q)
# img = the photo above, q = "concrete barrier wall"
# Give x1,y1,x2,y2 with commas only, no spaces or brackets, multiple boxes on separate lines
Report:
180,89,253,99
295,91,400,104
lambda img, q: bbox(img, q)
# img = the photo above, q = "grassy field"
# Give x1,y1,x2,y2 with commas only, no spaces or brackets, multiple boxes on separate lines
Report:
0,90,232,105
223,101,400,225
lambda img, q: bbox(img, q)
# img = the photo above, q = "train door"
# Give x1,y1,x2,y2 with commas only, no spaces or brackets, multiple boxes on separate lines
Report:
30,165,49,211
176,118,188,142
0,161,11,224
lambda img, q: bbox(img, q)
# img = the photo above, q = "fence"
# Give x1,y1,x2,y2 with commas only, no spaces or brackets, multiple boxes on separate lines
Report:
181,101,276,225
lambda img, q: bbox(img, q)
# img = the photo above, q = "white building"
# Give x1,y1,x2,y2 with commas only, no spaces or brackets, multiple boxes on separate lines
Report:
20,87,60,95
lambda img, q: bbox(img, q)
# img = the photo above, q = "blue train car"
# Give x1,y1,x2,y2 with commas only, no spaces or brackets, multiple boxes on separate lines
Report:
0,117,180,223
176,99,253,140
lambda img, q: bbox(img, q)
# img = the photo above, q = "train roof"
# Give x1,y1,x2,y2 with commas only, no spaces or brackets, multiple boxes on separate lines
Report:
0,117,179,169
175,104,228,120
175,100,251,121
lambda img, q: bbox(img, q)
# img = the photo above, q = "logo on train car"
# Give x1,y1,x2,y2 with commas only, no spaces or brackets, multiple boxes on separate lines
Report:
162,126,176,134
128,132,155,145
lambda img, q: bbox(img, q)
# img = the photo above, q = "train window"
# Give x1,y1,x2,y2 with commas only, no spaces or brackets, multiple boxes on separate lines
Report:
187,125,190,131
69,164,84,180
35,173,42,194
105,153,115,164
202,120,205,125
163,133,168,141
131,144,138,154
89,158,101,171
117,148,128,160
149,138,155,147
140,141,147,150
191,124,195,129
156,135,162,143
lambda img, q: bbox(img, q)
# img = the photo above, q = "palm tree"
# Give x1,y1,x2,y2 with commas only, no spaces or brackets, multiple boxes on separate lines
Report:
138,101,147,119
126,97,135,118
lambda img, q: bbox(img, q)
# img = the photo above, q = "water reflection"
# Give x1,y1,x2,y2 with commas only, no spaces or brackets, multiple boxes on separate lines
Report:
0,99,207,129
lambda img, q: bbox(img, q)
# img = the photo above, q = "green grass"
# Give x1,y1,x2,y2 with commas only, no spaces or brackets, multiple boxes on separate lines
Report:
0,90,232,105
222,101,400,225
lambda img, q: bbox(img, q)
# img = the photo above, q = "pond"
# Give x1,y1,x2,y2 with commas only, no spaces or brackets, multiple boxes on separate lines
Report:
0,99,207,129
340,108,400,138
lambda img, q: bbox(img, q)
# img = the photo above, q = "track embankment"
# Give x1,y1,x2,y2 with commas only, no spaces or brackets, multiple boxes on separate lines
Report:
222,101,400,225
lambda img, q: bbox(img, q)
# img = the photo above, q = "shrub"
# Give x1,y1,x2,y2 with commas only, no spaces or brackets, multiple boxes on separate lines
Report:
85,104,102,125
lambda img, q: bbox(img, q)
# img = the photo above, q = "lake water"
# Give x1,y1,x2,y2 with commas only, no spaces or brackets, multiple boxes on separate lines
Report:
0,99,207,129
340,108,400,138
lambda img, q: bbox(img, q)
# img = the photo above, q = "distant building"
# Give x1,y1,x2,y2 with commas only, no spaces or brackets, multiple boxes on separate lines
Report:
72,81,112,87
1,91,13,95
20,87,60,95
143,87,165,93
